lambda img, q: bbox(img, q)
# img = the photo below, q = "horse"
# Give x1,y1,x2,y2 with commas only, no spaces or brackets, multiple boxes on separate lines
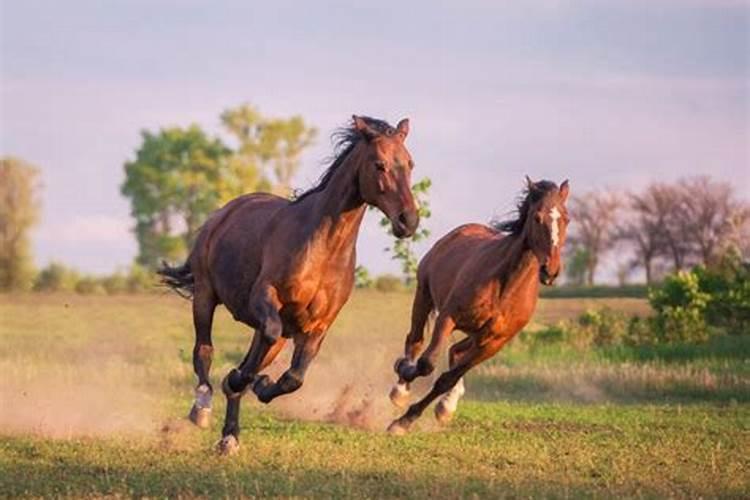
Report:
158,115,420,454
386,177,570,434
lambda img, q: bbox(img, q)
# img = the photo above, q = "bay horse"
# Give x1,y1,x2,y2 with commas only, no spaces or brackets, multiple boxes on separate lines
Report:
159,116,419,454
387,177,569,434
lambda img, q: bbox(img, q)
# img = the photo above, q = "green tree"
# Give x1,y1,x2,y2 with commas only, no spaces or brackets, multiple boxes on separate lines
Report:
0,157,41,291
565,247,590,286
121,126,231,269
221,104,317,198
379,177,432,284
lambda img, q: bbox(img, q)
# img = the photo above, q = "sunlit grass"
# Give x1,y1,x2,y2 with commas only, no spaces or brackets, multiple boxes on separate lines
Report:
0,292,747,497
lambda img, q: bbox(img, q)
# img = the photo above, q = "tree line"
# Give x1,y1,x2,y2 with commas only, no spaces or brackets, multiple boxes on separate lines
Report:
566,177,750,285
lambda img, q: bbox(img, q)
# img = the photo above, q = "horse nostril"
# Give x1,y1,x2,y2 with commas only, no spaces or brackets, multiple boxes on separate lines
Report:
399,211,419,230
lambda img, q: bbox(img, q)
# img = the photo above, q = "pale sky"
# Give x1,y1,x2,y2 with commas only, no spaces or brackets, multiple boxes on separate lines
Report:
1,0,748,276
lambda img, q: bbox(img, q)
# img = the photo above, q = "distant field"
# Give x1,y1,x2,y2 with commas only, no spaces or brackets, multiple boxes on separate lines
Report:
0,292,747,498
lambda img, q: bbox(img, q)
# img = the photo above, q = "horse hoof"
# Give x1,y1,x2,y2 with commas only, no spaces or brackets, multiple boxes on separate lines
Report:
216,435,240,456
188,405,212,429
393,357,407,374
434,401,454,425
389,383,410,409
387,420,409,436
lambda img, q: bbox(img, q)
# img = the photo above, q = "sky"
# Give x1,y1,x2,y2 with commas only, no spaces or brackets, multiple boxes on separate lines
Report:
1,0,748,278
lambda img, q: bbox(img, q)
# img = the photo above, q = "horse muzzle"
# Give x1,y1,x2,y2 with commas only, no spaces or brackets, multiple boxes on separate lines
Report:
391,211,419,239
539,265,558,286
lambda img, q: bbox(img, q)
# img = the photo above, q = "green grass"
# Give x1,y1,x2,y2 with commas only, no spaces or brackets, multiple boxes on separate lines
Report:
0,292,748,498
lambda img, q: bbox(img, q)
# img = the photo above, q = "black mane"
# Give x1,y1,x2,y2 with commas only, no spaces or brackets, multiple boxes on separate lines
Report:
291,116,396,203
493,180,558,235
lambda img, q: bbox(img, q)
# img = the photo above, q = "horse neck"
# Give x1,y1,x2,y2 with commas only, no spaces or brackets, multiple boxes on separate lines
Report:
492,225,540,294
300,148,367,249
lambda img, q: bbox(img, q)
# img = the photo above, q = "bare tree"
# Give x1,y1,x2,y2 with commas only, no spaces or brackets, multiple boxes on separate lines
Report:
617,183,680,283
676,176,749,267
568,190,621,285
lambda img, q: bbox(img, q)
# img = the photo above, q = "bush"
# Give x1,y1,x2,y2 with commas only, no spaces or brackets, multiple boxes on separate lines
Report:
126,264,155,293
33,262,80,292
100,272,128,295
374,274,404,293
74,277,106,295
648,271,711,343
693,252,750,336
354,266,373,289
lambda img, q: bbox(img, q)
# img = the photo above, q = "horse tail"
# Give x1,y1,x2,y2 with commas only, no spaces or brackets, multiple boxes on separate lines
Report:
157,260,194,299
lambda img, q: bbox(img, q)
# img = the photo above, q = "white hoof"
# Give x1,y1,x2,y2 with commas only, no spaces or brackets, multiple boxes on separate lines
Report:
216,435,240,456
188,405,212,429
434,400,454,425
389,383,410,409
387,420,409,436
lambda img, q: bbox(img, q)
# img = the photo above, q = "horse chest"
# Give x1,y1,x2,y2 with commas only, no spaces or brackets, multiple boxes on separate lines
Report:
280,268,354,335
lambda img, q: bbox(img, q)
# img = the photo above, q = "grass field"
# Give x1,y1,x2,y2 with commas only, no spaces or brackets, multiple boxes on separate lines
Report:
1,292,748,498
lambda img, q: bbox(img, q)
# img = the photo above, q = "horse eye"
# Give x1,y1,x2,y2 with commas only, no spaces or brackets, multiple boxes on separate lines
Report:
375,161,386,171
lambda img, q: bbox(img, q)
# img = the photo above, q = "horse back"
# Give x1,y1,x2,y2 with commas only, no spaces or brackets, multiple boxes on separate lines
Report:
190,193,289,316
418,223,500,307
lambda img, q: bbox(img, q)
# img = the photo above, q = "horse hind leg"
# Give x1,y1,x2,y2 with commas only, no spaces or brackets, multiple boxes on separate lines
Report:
390,283,433,407
189,289,217,429
434,336,474,424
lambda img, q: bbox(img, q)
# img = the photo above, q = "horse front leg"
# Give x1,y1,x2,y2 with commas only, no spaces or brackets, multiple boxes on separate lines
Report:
252,331,325,404
218,288,283,455
396,313,454,383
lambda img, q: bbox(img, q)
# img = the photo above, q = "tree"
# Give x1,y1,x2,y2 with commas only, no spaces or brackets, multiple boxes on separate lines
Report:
565,247,589,286
0,157,41,291
568,190,620,285
676,177,749,267
121,126,232,269
379,177,432,284
617,183,676,283
221,104,317,198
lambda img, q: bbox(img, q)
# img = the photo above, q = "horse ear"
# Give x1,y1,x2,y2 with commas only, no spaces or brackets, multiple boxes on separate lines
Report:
525,175,535,190
353,115,378,141
559,179,570,202
396,118,410,141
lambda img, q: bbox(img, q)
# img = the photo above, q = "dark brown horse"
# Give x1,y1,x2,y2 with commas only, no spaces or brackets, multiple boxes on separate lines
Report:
159,116,419,454
387,177,569,434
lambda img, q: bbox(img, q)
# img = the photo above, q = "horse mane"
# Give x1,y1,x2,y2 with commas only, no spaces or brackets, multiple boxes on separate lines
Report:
493,180,558,235
291,116,396,203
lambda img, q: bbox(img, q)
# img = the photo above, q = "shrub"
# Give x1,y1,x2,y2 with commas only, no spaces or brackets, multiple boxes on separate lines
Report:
354,266,373,289
374,274,404,293
100,272,128,295
126,264,155,293
74,276,106,295
693,252,750,336
33,262,80,292
648,271,710,343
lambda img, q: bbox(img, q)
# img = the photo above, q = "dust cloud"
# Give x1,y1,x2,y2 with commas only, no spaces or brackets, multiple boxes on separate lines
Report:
258,335,440,432
0,349,164,438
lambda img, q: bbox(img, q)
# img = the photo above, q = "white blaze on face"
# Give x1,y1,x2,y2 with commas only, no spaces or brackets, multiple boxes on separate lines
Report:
549,207,561,247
